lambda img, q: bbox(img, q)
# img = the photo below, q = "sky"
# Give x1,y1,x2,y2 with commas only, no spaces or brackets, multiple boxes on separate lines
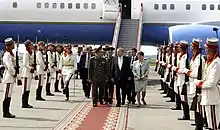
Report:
140,45,157,56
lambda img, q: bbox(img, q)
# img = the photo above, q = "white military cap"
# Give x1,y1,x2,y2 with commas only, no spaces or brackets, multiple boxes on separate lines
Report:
24,39,32,47
4,38,14,45
191,38,202,47
205,37,218,49
179,40,188,47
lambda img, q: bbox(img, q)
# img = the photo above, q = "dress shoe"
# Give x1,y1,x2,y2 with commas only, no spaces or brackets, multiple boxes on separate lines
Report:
171,107,181,110
122,102,125,105
191,123,197,126
93,104,97,107
178,116,190,120
116,104,121,107
161,92,166,94
141,99,147,105
166,100,175,102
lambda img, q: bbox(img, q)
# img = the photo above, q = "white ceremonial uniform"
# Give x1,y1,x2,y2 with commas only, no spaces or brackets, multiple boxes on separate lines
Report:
176,53,187,100
200,57,220,130
2,52,16,99
159,53,165,82
164,54,171,85
22,51,34,92
47,51,56,81
36,51,45,86
59,53,77,84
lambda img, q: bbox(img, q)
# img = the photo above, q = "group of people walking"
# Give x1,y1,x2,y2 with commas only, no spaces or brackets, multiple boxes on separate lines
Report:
83,46,150,107
155,37,220,130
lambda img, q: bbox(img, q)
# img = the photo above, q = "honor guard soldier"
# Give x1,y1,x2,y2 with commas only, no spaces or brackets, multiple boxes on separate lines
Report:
36,41,46,101
195,37,220,130
59,45,77,101
2,38,16,118
21,40,34,108
104,46,115,104
173,40,190,120
184,38,205,129
171,42,182,110
54,45,63,91
45,43,55,96
88,45,107,107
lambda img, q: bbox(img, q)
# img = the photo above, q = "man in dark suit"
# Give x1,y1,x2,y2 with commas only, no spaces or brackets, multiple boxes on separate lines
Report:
79,47,92,98
112,47,131,107
128,48,138,104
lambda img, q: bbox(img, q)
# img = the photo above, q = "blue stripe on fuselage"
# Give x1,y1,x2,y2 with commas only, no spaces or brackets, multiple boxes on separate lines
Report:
0,23,169,45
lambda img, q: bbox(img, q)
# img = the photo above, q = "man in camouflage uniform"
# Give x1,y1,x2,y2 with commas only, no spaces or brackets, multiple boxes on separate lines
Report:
88,45,107,107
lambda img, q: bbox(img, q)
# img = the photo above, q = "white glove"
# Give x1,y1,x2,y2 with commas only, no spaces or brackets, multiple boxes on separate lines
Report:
17,75,21,80
194,79,202,86
172,66,177,71
167,64,171,68
159,61,162,64
183,68,190,74
162,63,166,66
156,60,159,62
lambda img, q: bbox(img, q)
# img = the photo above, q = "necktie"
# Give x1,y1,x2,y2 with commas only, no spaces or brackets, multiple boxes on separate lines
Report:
140,65,142,77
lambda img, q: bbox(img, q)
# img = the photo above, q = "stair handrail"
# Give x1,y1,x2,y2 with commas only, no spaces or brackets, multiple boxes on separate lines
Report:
112,3,122,56
137,3,143,51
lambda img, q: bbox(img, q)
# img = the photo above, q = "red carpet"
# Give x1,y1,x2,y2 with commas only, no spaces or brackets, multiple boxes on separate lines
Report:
76,104,111,130
63,101,128,130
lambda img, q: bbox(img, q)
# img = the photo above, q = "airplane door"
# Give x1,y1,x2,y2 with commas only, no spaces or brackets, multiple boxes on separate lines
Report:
119,0,131,19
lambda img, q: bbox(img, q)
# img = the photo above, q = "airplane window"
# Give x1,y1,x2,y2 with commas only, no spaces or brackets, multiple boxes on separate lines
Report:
170,4,174,10
52,3,57,9
37,3,41,8
91,3,96,9
76,3,80,9
218,5,220,10
45,3,49,8
202,4,206,10
210,4,214,10
186,4,191,10
60,3,65,9
13,2,17,8
84,3,88,9
68,3,72,9
162,4,167,10
154,4,159,10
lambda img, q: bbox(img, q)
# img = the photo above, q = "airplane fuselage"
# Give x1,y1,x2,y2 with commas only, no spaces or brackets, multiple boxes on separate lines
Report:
0,0,220,46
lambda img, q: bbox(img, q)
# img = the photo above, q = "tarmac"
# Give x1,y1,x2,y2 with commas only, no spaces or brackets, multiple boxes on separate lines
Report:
0,67,197,130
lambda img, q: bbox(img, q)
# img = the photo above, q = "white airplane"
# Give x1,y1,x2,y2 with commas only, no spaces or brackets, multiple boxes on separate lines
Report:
0,0,220,46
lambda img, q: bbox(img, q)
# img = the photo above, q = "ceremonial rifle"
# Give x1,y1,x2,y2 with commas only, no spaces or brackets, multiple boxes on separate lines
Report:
34,37,38,80
155,44,159,72
54,41,57,68
166,44,173,83
15,35,22,85
190,43,203,111
45,39,50,76
181,44,189,95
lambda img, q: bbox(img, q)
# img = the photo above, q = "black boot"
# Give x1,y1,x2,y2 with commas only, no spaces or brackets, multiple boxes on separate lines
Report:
65,82,70,101
161,82,167,94
54,81,61,92
159,79,164,90
61,78,64,89
22,91,33,108
178,101,190,120
46,83,54,96
36,86,45,101
3,98,15,118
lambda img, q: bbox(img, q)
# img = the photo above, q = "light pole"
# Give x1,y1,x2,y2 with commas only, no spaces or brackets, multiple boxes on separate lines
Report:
213,27,219,38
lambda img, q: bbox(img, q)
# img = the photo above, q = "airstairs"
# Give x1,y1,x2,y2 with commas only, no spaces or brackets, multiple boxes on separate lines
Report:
112,4,143,54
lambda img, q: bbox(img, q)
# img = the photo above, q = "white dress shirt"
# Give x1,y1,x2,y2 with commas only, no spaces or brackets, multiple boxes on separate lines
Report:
118,56,123,70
